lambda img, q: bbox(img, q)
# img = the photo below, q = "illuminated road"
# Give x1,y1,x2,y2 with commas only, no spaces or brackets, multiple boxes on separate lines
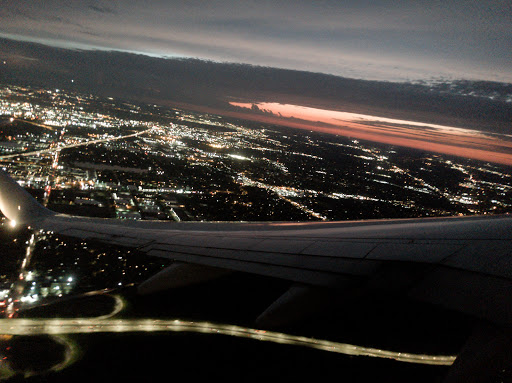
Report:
0,318,456,366
0,128,153,160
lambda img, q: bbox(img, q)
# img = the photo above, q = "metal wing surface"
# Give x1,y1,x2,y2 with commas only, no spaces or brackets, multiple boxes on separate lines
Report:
3,168,512,381
43,214,512,322
2,168,512,325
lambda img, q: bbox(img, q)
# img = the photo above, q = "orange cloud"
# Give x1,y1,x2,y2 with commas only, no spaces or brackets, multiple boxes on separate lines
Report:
230,102,512,166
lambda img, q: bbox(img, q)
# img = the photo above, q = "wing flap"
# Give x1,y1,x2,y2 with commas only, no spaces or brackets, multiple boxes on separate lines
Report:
410,267,512,325
142,242,380,275
255,284,339,328
366,242,463,262
146,248,351,287
137,262,232,295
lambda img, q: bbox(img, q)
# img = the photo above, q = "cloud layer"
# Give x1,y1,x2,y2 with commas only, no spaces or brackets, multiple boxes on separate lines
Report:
1,0,511,82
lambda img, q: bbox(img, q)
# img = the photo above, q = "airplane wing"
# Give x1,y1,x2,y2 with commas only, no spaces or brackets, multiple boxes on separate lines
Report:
1,168,512,382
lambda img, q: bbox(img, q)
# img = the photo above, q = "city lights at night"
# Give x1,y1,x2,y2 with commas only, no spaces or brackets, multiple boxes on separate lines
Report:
0,1,511,382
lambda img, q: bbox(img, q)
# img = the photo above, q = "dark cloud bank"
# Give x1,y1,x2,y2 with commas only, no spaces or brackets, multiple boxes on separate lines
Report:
1,38,511,134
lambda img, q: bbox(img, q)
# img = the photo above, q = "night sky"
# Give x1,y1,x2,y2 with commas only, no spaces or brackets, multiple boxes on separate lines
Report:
1,0,511,82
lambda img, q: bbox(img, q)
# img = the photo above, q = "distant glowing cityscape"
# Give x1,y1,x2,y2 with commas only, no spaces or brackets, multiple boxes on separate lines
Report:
0,83,511,311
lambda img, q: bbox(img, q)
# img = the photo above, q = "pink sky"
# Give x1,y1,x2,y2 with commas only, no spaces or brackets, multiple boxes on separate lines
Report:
230,102,512,166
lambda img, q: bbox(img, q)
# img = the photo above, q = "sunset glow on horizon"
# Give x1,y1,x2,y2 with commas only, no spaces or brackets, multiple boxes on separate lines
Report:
230,102,512,166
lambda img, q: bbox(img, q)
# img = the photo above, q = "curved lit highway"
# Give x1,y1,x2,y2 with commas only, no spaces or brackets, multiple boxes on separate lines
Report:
0,317,456,366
